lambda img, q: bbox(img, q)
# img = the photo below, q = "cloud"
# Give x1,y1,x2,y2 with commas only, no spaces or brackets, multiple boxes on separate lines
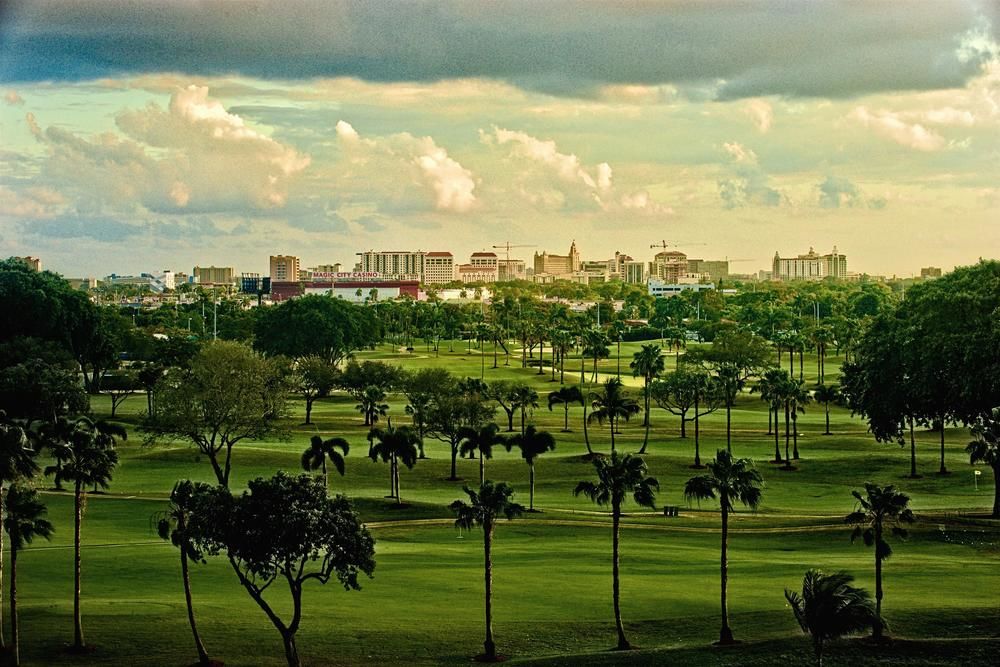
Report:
744,99,773,132
3,90,24,106
848,106,947,151
1,1,994,100
718,141,782,208
334,121,477,213
28,85,310,213
485,127,611,193
817,176,888,210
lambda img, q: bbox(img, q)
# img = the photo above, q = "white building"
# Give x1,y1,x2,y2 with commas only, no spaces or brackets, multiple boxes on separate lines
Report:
358,250,425,280
772,247,847,281
647,279,715,298
423,252,456,284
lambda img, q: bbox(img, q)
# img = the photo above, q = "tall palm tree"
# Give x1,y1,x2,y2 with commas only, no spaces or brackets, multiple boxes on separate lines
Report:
507,426,556,511
155,480,215,667
42,416,122,651
368,420,420,505
458,423,508,485
547,386,584,433
511,385,539,435
753,368,789,463
683,449,763,645
789,379,812,461
967,409,1000,518
3,485,53,667
588,378,640,453
574,452,658,650
0,412,38,651
582,328,610,382
300,435,349,491
405,393,432,457
630,344,665,429
813,384,839,436
450,481,524,661
785,569,878,667
845,483,915,639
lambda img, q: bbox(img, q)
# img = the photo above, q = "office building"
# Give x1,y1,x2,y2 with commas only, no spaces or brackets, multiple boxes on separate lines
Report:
497,258,527,281
648,279,715,298
358,250,424,280
193,266,236,285
649,251,688,283
772,246,847,281
533,241,581,278
686,259,730,283
269,255,301,282
423,252,457,284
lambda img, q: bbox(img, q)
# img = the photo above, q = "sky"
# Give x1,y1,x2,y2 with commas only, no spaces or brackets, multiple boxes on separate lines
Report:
1,0,998,278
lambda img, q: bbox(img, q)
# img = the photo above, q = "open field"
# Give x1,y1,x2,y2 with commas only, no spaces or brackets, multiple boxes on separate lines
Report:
7,341,998,666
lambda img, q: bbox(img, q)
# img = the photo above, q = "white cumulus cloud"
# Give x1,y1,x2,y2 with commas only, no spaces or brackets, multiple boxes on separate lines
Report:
848,106,947,151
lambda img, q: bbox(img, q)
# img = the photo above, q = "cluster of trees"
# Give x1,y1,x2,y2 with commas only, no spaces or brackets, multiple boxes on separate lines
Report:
842,261,1000,514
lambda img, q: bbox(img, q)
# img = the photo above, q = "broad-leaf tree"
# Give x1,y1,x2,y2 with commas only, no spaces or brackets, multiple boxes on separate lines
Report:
143,341,288,488
684,449,763,645
3,485,53,667
450,481,524,661
293,356,339,425
845,483,915,639
785,569,878,667
201,473,376,667
574,452,658,650
253,294,377,366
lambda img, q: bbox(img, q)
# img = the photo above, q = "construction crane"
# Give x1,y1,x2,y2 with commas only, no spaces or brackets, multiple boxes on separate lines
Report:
650,240,707,251
491,242,537,265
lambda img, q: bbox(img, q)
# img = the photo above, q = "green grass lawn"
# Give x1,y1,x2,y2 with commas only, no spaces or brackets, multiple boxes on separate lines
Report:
7,342,998,665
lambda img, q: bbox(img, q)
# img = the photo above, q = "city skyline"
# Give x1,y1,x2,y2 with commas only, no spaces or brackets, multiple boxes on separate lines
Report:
1,2,998,277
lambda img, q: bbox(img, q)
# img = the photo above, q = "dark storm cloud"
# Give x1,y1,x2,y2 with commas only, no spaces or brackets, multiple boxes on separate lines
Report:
0,1,996,99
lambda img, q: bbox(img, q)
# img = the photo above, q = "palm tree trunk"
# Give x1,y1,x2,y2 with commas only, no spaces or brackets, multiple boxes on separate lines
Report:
792,413,799,460
0,487,5,651
563,404,570,432
583,404,593,456
479,451,485,486
181,542,210,666
617,339,621,379
529,463,535,511
305,397,313,425
908,417,917,478
9,545,17,667
694,393,702,467
74,481,85,650
322,459,329,493
725,399,732,453
767,403,773,435
483,526,496,659
824,402,830,435
772,405,781,462
990,463,999,518
450,442,459,480
874,526,884,639
612,507,629,650
719,504,735,644
609,417,616,453
938,421,948,474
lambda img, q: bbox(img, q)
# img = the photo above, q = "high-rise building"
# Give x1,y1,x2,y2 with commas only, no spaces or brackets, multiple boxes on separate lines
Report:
423,252,456,284
920,267,942,279
497,258,526,281
686,259,730,283
772,247,847,281
193,266,236,285
649,251,688,283
533,241,581,277
358,250,425,280
269,255,301,282
622,260,647,284
16,256,41,271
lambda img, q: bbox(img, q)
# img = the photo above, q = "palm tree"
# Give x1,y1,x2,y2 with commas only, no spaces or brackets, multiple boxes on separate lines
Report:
300,435,349,491
405,393,432,458
1,412,38,651
683,449,763,645
42,416,122,651
588,378,640,453
967,409,1000,518
845,483,915,639
507,426,555,511
368,420,420,505
789,379,812,461
574,452,658,650
785,569,879,667
813,384,839,436
458,423,508,485
754,368,789,463
630,343,665,429
511,385,539,435
155,480,215,667
450,481,524,661
3,485,53,667
582,328,610,382
612,321,627,379
547,386,584,433
355,386,389,427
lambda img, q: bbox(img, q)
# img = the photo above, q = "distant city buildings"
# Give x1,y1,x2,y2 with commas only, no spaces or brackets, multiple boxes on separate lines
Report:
16,256,41,271
647,279,716,297
193,265,236,285
772,246,847,281
921,266,942,279
649,251,689,283
533,241,581,279
269,255,300,282
423,252,456,284
358,250,425,281
497,258,526,281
